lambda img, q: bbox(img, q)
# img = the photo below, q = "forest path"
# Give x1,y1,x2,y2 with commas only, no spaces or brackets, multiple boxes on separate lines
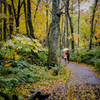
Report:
66,62,100,84
61,60,100,100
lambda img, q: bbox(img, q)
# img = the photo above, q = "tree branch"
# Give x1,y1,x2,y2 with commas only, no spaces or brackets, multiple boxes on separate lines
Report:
34,0,41,18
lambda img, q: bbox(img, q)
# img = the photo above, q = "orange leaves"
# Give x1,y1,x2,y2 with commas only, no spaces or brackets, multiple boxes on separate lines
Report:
4,63,11,67
4,60,11,67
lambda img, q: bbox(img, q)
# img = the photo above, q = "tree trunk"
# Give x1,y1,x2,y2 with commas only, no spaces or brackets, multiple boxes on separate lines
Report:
45,0,49,46
89,0,98,49
8,4,13,38
23,0,29,36
27,0,35,38
0,0,2,41
11,0,23,33
66,0,74,50
3,0,6,41
78,0,80,47
65,0,69,48
62,0,66,49
48,0,60,66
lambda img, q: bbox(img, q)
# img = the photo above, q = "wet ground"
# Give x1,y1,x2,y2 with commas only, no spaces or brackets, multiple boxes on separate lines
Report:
67,62,100,84
62,60,100,100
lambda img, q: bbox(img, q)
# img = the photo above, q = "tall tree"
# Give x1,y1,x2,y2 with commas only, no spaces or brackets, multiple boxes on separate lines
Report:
8,4,13,38
89,0,98,49
65,0,69,48
62,0,66,48
45,0,49,46
3,0,7,41
11,0,23,33
48,0,61,66
0,0,2,41
67,0,74,50
27,0,35,38
78,0,80,47
23,0,29,36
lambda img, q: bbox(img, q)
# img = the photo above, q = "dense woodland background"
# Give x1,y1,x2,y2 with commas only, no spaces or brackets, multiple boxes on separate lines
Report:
0,0,100,99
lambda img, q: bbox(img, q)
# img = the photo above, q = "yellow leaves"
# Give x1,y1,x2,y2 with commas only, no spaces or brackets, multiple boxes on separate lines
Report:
4,63,11,67
67,33,80,40
72,99,77,100
13,52,20,60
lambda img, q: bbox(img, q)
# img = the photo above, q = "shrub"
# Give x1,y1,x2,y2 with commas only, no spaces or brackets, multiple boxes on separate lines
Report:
94,59,100,72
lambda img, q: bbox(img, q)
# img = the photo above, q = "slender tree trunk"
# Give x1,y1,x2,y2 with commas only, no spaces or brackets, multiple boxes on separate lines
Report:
62,21,66,48
34,0,41,19
45,0,49,46
62,0,66,49
8,4,13,38
23,0,29,36
89,0,98,49
66,0,74,50
27,0,35,38
4,0,7,41
65,0,69,48
0,0,2,41
11,0,23,33
48,0,60,66
59,14,64,65
78,0,80,47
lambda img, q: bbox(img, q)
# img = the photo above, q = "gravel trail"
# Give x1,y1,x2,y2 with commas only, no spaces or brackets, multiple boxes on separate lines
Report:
67,62,100,84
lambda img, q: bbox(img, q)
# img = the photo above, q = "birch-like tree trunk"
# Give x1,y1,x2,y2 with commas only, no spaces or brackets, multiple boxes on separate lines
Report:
48,0,60,66
89,0,98,49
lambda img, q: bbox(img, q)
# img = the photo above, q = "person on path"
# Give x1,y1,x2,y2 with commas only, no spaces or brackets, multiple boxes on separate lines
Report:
66,50,70,63
64,52,67,62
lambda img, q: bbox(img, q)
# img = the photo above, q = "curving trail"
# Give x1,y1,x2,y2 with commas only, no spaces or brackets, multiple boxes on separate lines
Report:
62,61,100,100
67,62,100,84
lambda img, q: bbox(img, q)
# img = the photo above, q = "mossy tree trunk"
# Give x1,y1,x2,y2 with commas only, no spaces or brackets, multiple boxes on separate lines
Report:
48,0,60,66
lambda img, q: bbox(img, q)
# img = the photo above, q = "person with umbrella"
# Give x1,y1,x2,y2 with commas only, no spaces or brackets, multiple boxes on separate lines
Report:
63,48,69,63
66,50,70,63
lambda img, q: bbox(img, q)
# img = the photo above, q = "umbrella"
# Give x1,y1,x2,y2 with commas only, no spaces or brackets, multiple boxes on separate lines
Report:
63,48,69,52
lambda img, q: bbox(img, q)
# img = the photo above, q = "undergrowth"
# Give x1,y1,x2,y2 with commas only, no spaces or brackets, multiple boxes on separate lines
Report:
69,47,100,72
